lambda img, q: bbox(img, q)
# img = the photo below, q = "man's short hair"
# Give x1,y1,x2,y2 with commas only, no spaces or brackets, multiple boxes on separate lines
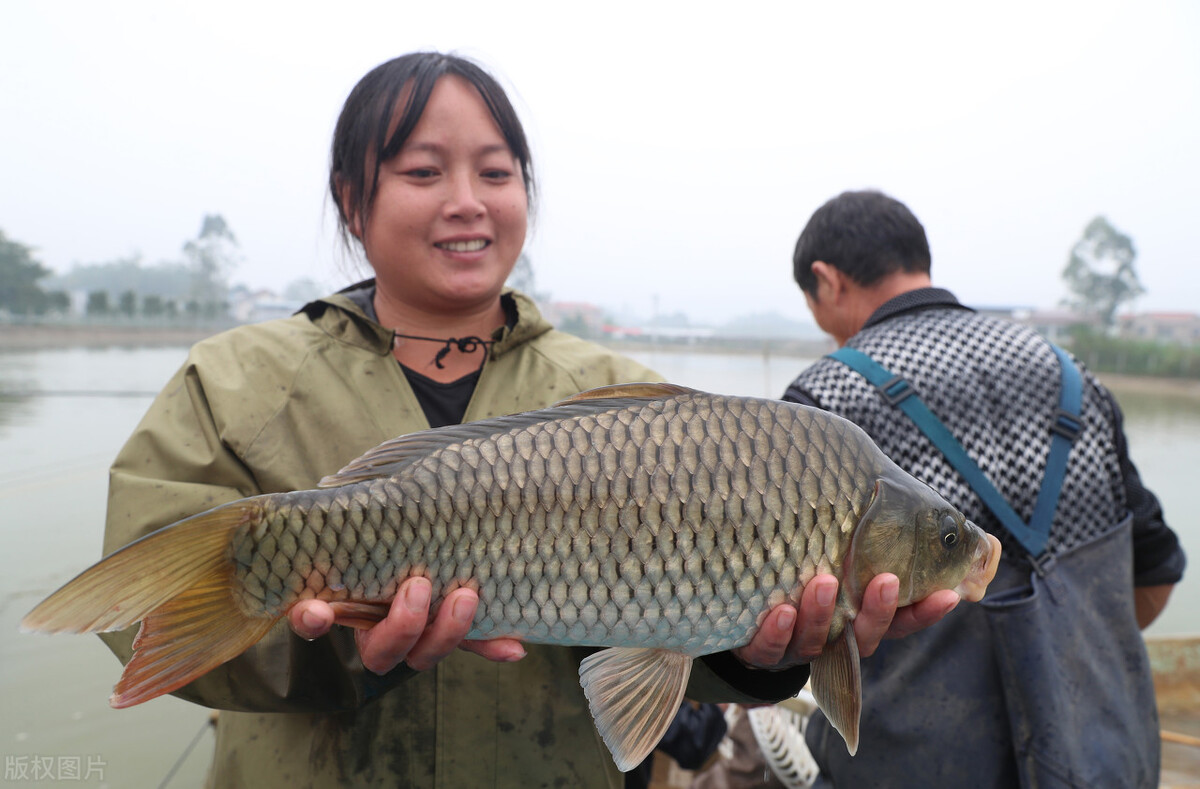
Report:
793,190,931,295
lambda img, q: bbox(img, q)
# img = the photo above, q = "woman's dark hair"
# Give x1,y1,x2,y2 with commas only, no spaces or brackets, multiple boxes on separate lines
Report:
329,52,536,248
792,190,931,295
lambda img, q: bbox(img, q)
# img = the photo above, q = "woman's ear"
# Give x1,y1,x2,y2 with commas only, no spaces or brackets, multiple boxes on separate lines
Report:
337,180,364,239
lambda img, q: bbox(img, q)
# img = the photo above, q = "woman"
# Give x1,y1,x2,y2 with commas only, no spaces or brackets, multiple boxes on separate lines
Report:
99,52,943,788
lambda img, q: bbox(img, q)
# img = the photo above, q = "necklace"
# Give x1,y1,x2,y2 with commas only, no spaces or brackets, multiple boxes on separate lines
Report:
392,331,494,369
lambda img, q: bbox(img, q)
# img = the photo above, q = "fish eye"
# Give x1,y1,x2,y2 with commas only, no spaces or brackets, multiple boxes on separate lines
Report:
940,514,959,548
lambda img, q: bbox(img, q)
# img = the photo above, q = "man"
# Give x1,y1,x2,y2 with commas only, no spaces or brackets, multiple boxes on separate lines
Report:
783,190,1185,788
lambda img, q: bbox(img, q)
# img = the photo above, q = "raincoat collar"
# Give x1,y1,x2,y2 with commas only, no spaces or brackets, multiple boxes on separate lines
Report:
299,279,554,358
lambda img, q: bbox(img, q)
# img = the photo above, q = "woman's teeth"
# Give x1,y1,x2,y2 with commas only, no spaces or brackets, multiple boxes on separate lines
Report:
437,239,488,252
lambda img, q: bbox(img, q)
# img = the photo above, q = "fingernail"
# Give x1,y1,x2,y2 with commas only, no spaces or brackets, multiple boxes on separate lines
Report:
405,579,431,613
882,578,899,607
776,607,796,632
301,609,324,633
816,583,836,607
505,645,527,662
452,595,475,624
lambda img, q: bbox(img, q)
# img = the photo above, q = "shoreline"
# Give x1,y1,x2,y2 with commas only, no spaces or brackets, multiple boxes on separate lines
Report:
3,324,1198,396
0,324,224,350
0,324,836,356
1095,372,1200,398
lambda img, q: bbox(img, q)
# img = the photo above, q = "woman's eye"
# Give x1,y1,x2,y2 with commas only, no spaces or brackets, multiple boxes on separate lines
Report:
404,168,437,178
482,169,512,180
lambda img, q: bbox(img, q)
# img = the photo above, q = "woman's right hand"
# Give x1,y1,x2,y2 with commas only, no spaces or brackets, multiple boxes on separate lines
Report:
288,577,526,673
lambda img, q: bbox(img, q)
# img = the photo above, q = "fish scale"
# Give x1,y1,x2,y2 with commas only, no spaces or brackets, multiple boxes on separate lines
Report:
227,393,874,656
24,383,1001,769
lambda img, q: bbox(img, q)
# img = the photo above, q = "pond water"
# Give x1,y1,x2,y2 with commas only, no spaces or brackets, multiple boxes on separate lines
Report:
1,345,1195,786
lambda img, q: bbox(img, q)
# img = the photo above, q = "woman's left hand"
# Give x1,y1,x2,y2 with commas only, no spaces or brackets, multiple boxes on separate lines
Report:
288,577,526,674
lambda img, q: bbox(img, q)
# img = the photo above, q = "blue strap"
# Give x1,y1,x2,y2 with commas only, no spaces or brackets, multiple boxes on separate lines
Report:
828,345,1082,558
1030,344,1082,542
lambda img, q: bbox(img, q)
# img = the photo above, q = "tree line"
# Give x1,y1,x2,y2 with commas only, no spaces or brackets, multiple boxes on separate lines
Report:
0,213,1174,340
0,214,239,322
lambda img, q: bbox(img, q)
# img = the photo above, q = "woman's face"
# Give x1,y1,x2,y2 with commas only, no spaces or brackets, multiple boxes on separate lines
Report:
353,75,529,316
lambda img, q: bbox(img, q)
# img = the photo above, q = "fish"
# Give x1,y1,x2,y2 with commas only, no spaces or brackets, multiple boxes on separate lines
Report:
22,382,1000,770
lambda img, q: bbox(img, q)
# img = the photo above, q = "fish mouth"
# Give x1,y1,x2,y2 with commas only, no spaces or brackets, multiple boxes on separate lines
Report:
953,529,1002,602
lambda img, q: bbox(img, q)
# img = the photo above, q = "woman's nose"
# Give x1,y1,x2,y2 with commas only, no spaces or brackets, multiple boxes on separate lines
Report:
444,172,486,220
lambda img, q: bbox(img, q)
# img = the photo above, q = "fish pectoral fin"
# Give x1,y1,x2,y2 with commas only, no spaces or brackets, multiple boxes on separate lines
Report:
327,601,392,629
578,647,693,772
810,625,863,756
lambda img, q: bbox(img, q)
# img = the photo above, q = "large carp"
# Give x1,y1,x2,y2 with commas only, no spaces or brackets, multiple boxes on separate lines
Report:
23,383,999,770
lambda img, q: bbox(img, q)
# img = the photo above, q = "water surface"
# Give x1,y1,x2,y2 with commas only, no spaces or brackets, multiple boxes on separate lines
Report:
2,345,1195,786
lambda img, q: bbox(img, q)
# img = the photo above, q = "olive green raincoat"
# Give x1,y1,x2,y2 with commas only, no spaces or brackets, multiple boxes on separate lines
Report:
100,288,808,788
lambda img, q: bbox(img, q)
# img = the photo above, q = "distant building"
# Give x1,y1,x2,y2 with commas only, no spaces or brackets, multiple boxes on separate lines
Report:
971,305,1032,322
997,306,1200,347
1118,312,1200,345
228,286,303,323
544,301,607,335
639,325,716,344
1023,308,1097,345
545,298,1200,349
970,304,1099,345
247,300,305,323
602,324,644,340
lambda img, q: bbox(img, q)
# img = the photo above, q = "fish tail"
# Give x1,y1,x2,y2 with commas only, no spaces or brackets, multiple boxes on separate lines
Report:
21,500,279,708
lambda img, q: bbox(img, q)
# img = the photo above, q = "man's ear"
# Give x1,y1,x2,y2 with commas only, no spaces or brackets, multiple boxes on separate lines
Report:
810,260,846,302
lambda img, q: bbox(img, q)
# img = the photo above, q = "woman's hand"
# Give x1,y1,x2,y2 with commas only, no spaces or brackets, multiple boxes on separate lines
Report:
731,573,960,670
290,572,959,674
288,577,526,674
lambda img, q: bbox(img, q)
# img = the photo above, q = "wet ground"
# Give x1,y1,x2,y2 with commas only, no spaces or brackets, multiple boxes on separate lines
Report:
1150,636,1200,789
1160,712,1200,789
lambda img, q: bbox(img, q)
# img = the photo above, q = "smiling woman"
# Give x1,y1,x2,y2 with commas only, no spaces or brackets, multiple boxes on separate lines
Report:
80,51,918,789
328,56,534,385
345,75,530,374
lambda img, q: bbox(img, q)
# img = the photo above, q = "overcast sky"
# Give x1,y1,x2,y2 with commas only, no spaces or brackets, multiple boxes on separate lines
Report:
3,1,1197,325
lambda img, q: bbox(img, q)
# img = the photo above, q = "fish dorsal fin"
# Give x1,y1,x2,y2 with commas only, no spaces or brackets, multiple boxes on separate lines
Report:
578,647,693,772
319,425,497,488
318,384,698,488
809,623,863,755
554,382,698,405
318,414,562,488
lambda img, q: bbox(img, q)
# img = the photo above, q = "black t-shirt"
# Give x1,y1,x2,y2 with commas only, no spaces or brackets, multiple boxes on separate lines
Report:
339,281,510,428
399,364,480,428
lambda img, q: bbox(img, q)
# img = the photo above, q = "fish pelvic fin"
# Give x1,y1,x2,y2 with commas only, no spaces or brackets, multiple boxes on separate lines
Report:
810,624,862,756
578,647,693,772
327,601,392,629
21,500,279,708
